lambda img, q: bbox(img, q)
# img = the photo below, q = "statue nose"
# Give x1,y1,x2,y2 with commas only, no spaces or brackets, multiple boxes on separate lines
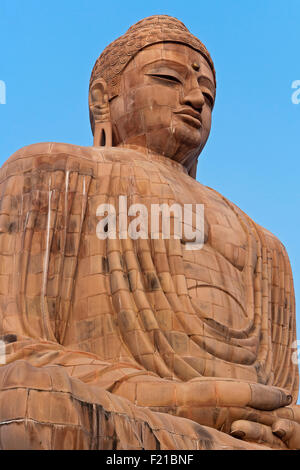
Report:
182,88,205,112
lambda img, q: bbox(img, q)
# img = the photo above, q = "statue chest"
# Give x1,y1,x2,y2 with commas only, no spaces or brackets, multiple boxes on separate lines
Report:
179,190,257,330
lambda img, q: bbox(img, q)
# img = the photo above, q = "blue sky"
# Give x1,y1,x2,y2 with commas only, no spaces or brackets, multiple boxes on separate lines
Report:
0,1,299,345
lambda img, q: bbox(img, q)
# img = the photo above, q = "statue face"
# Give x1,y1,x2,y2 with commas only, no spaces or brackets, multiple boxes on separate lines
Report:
109,42,215,170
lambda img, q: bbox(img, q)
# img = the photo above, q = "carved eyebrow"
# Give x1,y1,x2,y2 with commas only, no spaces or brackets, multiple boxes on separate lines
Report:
142,59,188,77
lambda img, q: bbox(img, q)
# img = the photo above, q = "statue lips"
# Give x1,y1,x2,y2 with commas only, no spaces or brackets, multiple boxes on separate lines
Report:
173,107,202,129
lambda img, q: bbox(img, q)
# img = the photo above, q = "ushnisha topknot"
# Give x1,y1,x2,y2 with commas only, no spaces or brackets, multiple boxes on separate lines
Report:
89,15,216,127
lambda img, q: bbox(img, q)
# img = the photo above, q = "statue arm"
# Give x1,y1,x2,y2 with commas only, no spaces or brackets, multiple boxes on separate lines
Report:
0,144,154,390
258,225,299,401
227,224,300,448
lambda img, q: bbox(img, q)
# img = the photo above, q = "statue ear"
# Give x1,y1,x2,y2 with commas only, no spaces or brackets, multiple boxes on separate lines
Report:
89,78,112,147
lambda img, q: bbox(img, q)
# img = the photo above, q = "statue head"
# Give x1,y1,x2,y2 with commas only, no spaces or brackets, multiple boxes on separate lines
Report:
89,15,216,178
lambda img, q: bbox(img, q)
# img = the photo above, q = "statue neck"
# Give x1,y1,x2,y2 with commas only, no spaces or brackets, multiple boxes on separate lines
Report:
117,143,189,175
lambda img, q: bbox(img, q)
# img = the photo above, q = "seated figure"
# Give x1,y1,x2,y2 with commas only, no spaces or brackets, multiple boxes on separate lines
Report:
0,15,299,450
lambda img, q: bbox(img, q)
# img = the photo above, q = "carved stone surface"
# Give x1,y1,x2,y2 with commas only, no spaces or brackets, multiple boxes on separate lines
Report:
0,15,299,450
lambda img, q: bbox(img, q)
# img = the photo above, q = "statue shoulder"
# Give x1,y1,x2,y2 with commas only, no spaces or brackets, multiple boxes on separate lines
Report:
3,142,101,167
255,223,290,259
1,143,146,176
203,184,291,260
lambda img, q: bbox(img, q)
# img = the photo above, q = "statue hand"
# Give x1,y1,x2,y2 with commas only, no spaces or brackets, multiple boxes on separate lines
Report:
174,379,293,444
115,375,291,417
114,375,296,449
179,378,292,411
231,404,300,449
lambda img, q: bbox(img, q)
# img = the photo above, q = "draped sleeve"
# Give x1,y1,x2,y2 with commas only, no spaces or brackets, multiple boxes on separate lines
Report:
256,224,299,401
0,143,150,389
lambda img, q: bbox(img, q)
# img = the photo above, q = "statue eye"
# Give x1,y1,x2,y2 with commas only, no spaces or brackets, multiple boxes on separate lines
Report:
203,92,214,108
148,73,182,84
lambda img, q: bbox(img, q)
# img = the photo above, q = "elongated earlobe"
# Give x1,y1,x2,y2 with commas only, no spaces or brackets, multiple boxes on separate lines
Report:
89,79,112,147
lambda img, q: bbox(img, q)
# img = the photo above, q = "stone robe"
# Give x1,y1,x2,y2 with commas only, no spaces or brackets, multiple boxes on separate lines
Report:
0,142,297,449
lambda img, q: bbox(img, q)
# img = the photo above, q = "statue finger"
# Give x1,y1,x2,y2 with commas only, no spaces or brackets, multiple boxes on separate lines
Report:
214,380,291,410
272,418,300,449
248,383,292,411
279,404,300,424
231,420,287,449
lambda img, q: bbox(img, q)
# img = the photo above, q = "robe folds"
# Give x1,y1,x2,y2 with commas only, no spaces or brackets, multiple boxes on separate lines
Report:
0,142,297,450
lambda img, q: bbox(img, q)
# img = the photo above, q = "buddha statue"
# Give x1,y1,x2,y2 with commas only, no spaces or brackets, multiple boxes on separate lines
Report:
0,15,299,450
